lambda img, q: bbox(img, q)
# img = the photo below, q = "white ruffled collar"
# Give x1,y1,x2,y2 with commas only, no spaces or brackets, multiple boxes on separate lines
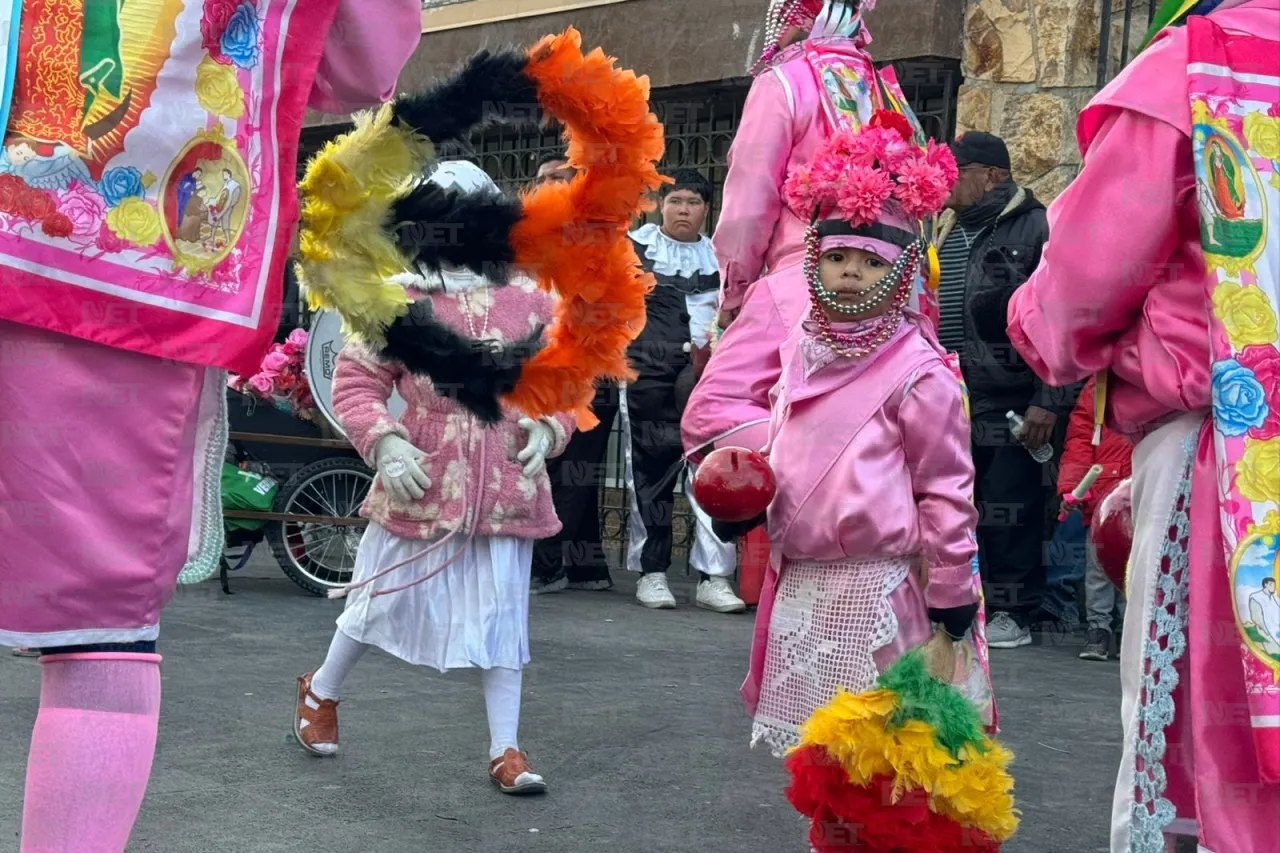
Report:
630,223,718,278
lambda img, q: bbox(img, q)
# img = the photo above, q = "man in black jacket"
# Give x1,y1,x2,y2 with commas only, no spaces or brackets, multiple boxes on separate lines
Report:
934,132,1073,649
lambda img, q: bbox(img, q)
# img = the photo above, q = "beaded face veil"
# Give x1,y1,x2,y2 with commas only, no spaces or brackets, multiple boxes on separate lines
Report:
783,112,958,357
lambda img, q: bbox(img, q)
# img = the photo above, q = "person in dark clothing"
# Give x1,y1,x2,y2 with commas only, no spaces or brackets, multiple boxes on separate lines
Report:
529,153,621,593
625,169,744,612
933,131,1072,649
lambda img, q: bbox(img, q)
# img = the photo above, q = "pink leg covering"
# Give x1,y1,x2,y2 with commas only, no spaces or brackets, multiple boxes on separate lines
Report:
21,653,162,853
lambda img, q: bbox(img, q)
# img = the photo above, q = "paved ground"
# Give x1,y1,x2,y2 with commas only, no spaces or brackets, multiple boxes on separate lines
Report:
1,558,1120,853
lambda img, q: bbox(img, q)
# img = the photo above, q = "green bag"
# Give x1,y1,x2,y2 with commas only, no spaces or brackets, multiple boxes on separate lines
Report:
221,464,279,532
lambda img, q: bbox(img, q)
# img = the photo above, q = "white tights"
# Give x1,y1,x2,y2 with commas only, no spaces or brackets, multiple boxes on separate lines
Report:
310,629,523,760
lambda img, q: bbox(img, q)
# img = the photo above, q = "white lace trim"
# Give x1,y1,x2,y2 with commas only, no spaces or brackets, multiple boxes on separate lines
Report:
630,223,718,278
750,555,913,758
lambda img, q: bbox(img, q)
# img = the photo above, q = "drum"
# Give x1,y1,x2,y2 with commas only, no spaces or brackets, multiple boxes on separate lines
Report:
305,310,407,438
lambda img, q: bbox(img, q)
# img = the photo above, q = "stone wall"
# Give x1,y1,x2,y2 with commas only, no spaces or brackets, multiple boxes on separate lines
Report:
956,0,1151,202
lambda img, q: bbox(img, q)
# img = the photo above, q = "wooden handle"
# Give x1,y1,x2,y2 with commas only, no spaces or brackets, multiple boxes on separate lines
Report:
922,628,958,681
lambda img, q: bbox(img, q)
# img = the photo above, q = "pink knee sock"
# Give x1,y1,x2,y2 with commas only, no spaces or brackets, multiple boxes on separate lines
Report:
21,653,162,853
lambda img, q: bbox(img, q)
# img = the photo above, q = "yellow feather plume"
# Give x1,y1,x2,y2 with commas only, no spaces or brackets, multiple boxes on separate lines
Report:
295,104,437,345
798,688,1020,841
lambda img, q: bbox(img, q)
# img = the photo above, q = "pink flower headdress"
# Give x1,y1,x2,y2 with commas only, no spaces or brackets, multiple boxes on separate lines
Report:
784,112,958,224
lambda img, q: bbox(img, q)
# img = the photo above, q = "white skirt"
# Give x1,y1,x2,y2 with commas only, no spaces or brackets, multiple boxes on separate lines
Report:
336,523,532,673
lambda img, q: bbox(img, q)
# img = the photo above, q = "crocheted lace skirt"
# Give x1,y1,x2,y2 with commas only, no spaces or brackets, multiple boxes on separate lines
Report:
751,554,917,758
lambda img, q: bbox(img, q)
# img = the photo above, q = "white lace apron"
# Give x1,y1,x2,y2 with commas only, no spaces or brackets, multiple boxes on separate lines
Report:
751,554,912,757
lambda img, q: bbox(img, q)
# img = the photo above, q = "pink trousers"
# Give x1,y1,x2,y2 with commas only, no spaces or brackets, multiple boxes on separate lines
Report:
0,320,222,647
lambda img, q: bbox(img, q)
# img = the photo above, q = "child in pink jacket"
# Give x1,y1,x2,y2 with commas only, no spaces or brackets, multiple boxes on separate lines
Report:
705,124,989,762
292,163,574,796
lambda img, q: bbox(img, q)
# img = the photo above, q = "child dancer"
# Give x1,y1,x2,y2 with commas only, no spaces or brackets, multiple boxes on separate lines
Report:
291,162,574,795
1057,376,1132,661
707,122,988,757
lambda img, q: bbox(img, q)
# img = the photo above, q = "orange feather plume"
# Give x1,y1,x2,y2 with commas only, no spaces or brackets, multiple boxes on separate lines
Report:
507,28,667,430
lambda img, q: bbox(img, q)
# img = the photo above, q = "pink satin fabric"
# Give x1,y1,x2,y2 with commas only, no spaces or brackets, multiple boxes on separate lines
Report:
1006,3,1280,847
713,47,844,314
309,0,423,114
1006,2,1280,436
740,318,979,714
0,0,419,642
682,270,811,460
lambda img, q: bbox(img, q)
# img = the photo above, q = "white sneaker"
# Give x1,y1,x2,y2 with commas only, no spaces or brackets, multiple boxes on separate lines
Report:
636,573,677,609
696,577,747,613
985,611,1032,649
530,575,568,595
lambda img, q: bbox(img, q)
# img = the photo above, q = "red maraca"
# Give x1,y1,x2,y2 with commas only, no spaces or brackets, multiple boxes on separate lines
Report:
1092,477,1134,591
693,447,777,523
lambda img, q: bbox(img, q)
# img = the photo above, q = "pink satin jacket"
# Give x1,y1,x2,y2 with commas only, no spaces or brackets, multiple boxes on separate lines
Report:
764,319,979,609
1006,1,1280,433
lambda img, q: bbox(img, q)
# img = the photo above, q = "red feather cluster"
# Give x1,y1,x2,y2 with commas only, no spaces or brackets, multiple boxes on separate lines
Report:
785,745,1002,853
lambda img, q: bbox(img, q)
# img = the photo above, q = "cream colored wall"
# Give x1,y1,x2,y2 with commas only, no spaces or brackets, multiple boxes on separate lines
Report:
957,0,1150,201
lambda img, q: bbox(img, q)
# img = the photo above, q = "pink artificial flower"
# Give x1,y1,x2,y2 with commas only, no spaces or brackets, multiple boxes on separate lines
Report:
895,161,952,219
845,127,892,167
57,182,106,238
286,328,308,349
924,140,960,187
262,350,289,372
835,165,894,227
248,372,276,395
784,164,821,217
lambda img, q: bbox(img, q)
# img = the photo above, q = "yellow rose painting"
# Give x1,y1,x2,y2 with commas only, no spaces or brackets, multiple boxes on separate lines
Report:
1213,281,1279,349
1244,113,1280,162
1237,436,1280,504
107,198,164,247
195,55,245,119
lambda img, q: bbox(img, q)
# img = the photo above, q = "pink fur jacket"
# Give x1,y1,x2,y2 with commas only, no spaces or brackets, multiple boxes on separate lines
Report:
333,274,575,541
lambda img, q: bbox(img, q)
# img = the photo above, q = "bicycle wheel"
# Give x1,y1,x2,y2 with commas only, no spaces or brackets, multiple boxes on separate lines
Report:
267,457,373,596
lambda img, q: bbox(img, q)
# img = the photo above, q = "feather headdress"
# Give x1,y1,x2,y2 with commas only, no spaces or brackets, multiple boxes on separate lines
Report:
296,29,664,428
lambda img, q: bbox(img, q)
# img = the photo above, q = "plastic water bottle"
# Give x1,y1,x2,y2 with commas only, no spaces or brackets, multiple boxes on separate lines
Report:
1006,410,1054,463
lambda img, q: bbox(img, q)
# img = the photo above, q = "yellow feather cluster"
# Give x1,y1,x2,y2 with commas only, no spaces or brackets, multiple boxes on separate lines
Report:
295,104,436,345
799,688,1019,841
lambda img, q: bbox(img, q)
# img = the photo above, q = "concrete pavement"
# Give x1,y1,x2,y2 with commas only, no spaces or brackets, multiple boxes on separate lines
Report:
1,560,1120,853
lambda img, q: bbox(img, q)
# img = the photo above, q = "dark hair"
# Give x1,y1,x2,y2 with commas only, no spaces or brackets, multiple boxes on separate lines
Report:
1266,578,1276,588
537,150,569,168
660,168,712,204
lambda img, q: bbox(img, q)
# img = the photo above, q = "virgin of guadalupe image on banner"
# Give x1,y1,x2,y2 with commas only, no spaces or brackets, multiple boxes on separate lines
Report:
0,0,321,375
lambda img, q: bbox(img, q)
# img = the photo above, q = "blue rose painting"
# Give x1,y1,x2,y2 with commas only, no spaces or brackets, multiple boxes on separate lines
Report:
221,3,260,70
99,166,145,208
1212,358,1269,437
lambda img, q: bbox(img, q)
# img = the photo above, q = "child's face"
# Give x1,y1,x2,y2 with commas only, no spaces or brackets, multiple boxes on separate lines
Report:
817,246,895,320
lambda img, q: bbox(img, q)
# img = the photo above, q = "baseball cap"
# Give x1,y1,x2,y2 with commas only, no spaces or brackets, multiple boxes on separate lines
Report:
950,132,1011,170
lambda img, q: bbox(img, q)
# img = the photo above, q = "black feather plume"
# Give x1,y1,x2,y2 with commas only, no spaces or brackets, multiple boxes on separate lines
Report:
390,180,523,281
380,299,545,425
391,49,538,144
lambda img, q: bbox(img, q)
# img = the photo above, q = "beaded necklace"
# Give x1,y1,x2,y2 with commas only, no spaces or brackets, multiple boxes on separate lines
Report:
804,225,922,359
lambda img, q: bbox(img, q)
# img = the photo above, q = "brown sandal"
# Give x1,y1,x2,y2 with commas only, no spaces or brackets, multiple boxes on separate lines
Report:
294,673,340,756
488,748,547,795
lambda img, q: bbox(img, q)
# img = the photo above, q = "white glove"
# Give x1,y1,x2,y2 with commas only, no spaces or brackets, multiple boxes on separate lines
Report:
516,417,554,478
373,434,432,503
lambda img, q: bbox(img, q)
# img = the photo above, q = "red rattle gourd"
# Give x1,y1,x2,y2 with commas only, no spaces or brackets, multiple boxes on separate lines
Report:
1092,477,1134,592
692,448,777,523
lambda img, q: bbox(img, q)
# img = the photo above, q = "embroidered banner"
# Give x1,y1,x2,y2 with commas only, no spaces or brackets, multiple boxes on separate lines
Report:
1188,15,1280,782
0,0,337,375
